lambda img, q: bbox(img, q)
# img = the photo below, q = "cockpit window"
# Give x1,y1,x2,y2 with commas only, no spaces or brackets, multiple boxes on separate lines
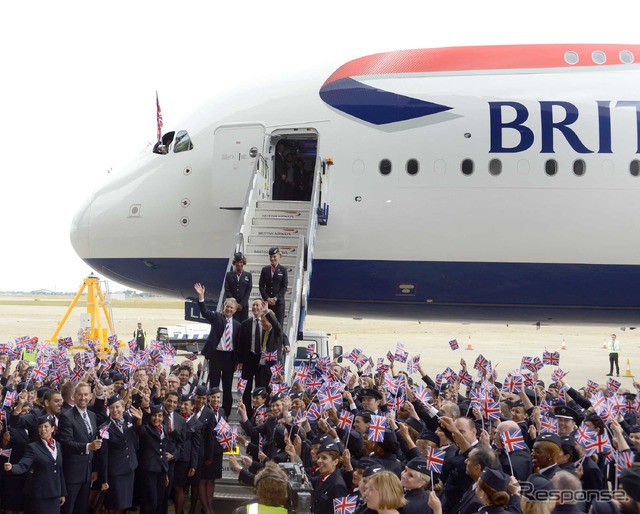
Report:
153,131,175,155
174,130,193,153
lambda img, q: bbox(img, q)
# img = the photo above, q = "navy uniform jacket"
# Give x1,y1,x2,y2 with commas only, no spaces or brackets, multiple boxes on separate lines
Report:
198,300,241,361
499,448,533,482
11,439,67,499
138,424,169,473
96,415,139,484
163,410,186,462
224,270,252,319
404,488,434,514
9,409,59,443
203,406,227,461
259,263,288,304
310,468,348,514
260,310,285,362
58,406,97,483
178,415,202,469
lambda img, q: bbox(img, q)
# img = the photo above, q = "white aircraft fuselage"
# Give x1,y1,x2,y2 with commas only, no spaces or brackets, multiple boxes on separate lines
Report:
71,44,640,324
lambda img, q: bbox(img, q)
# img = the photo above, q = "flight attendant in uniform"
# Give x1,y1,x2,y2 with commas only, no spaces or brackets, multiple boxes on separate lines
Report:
4,415,67,514
130,403,169,514
224,252,252,323
310,441,348,514
259,247,288,326
97,395,139,514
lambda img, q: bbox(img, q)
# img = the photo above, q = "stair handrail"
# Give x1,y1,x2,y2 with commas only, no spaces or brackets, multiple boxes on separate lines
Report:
283,234,306,382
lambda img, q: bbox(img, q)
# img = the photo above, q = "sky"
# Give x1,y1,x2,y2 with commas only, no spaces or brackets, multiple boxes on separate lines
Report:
1,1,639,293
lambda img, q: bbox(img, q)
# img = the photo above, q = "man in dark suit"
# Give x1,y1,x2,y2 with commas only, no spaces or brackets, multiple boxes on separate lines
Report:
238,299,267,410
258,247,288,326
224,252,253,323
59,382,102,514
255,304,290,388
195,282,241,416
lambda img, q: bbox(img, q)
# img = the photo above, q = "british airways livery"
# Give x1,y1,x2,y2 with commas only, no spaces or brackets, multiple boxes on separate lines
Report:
71,44,640,326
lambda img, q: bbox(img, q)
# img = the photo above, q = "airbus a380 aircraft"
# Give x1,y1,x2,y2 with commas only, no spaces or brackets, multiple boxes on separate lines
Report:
71,44,640,325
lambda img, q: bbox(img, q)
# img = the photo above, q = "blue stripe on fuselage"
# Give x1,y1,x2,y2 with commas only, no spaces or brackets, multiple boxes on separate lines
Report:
82,257,640,324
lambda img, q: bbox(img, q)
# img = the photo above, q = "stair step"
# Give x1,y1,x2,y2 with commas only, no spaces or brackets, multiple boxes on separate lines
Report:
244,263,296,275
254,209,309,221
244,244,300,258
252,218,307,228
247,235,305,245
255,200,311,211
248,227,305,238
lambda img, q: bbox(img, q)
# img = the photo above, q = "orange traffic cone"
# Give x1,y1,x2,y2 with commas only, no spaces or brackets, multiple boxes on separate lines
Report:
603,339,607,349
466,336,473,351
625,359,634,378
561,339,567,350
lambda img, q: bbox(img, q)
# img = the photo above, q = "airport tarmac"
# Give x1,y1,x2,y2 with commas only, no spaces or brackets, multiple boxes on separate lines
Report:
0,295,638,390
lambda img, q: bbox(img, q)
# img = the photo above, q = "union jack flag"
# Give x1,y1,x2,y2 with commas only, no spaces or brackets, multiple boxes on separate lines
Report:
407,354,420,374
185,353,198,361
520,356,533,369
458,370,473,387
590,391,607,412
217,429,234,449
414,385,432,405
128,339,137,352
500,428,527,453
337,410,354,431
527,357,544,373
258,434,264,453
377,358,389,374
305,375,323,392
262,351,278,362
394,343,408,363
254,405,266,424
481,400,501,421
368,415,387,443
156,90,163,143
424,447,445,474
305,403,322,422
607,378,621,393
272,383,289,395
318,386,343,412
333,495,358,514
616,449,635,475
99,424,110,440
551,369,567,382
237,378,247,395
120,358,136,374
386,351,395,363
538,400,552,417
539,416,558,434
70,367,85,383
449,339,459,351
306,343,315,358
214,418,231,437
150,339,163,351
293,409,307,425
270,363,284,377
586,380,599,394
503,374,524,394
542,350,560,366
582,433,612,456
383,373,399,395
575,423,597,446
345,349,368,369
474,354,489,371
3,391,16,408
0,448,12,458
32,363,49,381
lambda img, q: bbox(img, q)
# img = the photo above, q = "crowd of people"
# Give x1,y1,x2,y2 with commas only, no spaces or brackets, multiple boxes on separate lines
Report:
1,302,640,514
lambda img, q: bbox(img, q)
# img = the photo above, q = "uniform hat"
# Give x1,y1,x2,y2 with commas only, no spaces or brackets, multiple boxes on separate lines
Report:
36,387,50,399
363,465,385,478
233,252,244,261
480,468,510,492
180,394,194,403
106,394,122,407
355,410,373,423
311,433,331,446
417,429,440,446
208,387,221,395
268,247,280,256
523,473,553,500
406,457,429,475
271,392,285,402
317,440,343,455
195,385,208,397
113,373,126,382
536,433,562,448
252,387,269,398
619,467,640,501
37,414,55,426
101,378,113,386
554,405,580,422
289,390,305,400
400,417,425,434
150,403,164,414
359,388,382,401
355,457,377,470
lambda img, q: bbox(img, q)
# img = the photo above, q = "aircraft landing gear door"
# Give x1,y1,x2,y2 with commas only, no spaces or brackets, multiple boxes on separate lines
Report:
213,124,265,208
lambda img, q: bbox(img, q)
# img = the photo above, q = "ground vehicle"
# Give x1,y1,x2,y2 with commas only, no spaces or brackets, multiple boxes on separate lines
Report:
156,324,211,353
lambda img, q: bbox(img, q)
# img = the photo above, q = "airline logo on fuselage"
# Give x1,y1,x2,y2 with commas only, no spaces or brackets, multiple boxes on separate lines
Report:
490,100,640,154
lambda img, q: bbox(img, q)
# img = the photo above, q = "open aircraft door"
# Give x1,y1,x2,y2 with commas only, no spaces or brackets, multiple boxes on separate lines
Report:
213,123,265,208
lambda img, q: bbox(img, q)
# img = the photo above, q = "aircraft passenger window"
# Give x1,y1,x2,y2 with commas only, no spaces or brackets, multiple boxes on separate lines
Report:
379,159,392,175
545,159,558,176
573,159,586,176
620,50,635,64
592,51,606,65
630,160,640,177
461,159,474,176
489,159,502,176
406,159,419,175
174,130,194,153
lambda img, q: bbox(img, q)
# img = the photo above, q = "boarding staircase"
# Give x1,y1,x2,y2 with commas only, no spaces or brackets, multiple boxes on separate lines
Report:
199,152,329,385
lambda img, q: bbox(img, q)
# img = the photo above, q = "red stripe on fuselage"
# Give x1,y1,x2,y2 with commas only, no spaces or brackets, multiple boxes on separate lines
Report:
323,44,640,86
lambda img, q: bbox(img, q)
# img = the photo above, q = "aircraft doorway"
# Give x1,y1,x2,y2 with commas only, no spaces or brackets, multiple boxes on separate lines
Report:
272,136,317,201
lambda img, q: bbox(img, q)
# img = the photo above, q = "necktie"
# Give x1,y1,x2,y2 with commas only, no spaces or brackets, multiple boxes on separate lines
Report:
116,419,124,433
223,319,233,351
47,439,56,451
254,321,261,354
168,415,173,433
157,425,163,436
271,265,276,274
81,411,92,437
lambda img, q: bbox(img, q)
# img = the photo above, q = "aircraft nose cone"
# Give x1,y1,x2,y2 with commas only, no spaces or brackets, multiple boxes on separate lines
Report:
70,195,93,260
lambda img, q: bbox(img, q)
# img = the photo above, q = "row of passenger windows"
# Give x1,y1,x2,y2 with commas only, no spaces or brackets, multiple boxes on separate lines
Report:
378,159,640,177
